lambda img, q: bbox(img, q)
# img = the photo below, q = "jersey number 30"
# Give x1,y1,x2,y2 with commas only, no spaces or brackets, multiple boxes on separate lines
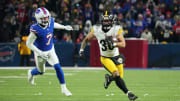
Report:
100,40,114,51
46,33,52,45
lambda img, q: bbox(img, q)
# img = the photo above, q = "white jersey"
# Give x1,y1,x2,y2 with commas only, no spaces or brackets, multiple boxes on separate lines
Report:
92,25,123,57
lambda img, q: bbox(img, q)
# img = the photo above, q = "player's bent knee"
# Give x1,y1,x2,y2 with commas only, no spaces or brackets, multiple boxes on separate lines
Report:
54,65,60,70
112,71,120,77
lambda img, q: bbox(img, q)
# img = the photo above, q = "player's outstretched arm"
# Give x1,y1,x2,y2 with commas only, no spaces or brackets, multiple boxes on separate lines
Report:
54,22,73,31
26,32,42,55
79,31,95,56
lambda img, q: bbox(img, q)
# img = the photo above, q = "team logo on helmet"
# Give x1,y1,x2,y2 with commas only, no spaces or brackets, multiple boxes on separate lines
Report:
35,9,41,14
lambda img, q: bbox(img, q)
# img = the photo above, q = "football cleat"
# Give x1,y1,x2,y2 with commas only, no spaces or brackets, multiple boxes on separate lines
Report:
127,92,138,101
62,88,72,96
28,70,35,85
104,74,112,89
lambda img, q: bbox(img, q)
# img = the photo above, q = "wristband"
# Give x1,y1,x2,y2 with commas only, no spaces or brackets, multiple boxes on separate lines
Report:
113,43,117,47
80,49,84,52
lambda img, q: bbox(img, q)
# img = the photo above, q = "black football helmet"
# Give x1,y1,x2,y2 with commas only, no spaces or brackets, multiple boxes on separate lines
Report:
101,11,114,32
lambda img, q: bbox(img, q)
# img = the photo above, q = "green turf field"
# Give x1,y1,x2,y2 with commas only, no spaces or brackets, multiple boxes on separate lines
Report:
0,68,180,101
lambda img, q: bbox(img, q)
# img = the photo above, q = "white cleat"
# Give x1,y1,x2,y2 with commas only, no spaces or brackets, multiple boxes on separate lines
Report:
28,70,35,85
62,88,72,96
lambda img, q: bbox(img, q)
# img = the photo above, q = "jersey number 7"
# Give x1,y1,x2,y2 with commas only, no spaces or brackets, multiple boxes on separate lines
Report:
46,33,52,45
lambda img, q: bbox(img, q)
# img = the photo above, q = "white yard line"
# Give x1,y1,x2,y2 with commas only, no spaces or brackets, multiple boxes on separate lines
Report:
45,73,73,76
0,76,26,78
0,80,5,83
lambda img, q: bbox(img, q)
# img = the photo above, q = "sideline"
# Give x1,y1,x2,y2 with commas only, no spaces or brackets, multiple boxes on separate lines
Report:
0,67,104,70
0,67,180,70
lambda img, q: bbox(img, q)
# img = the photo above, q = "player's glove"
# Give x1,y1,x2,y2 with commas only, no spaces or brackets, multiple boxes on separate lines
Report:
79,49,84,58
39,52,49,60
64,25,73,31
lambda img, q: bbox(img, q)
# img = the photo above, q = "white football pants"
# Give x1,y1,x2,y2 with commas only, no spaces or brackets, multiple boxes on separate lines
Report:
34,46,59,73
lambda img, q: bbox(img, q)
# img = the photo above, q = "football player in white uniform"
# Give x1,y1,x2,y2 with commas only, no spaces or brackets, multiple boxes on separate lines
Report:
79,11,138,101
26,7,72,96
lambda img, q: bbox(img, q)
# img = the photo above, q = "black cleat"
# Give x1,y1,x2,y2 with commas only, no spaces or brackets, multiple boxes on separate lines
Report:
128,92,138,101
104,74,112,89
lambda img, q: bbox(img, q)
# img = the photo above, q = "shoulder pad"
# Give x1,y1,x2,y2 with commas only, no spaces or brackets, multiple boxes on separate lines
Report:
30,24,38,34
92,25,100,32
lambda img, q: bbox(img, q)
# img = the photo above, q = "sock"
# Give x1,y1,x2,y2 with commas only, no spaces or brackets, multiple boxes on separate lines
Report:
109,75,114,81
114,76,128,94
61,84,67,91
31,68,41,75
54,64,65,84
126,91,131,95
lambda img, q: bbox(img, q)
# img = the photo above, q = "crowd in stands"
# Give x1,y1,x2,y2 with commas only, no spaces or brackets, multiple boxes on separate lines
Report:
0,0,180,44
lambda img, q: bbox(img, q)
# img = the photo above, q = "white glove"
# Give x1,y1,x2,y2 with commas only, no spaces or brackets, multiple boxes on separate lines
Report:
39,52,49,60
64,25,73,31
79,49,84,58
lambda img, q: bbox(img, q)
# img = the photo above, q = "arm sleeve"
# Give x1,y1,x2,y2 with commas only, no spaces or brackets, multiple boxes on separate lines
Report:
26,32,42,55
54,22,66,29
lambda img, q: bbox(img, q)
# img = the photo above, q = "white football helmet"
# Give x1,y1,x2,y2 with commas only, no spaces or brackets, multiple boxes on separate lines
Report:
35,7,51,27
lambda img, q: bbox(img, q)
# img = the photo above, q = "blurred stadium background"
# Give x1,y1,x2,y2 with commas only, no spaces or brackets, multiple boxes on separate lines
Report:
0,0,180,101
